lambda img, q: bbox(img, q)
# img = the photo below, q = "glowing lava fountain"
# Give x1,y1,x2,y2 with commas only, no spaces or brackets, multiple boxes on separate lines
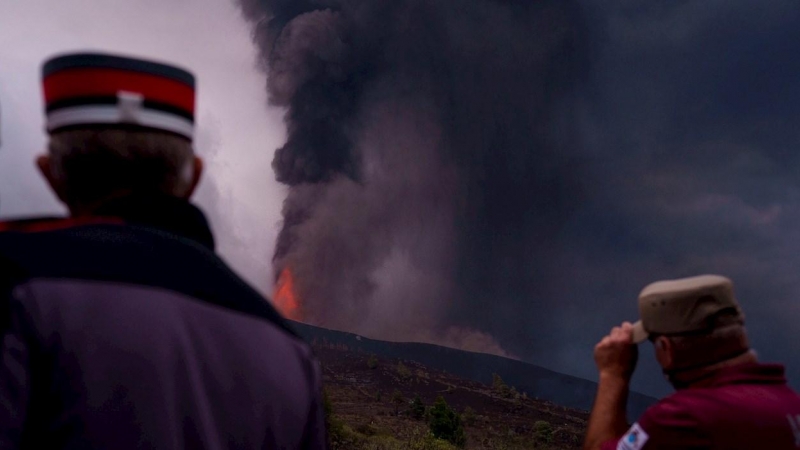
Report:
274,268,301,320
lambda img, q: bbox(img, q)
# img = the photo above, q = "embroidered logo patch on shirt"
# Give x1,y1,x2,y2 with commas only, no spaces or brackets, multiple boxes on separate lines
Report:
787,414,800,447
617,422,649,450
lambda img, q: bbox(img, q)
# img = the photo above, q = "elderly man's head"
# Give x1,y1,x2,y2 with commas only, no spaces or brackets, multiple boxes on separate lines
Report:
38,128,202,213
650,311,750,382
630,275,753,387
40,52,199,214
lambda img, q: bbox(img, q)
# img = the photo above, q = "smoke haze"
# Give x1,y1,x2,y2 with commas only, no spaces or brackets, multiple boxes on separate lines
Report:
237,0,590,358
237,0,800,395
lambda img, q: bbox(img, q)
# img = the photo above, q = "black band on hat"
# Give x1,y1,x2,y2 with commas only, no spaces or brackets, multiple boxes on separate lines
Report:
43,53,195,87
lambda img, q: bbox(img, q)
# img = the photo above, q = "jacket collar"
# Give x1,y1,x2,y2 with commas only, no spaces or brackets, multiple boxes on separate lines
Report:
93,193,215,250
0,194,215,251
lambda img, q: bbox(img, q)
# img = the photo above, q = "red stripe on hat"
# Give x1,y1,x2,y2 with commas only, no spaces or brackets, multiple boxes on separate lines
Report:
43,68,195,114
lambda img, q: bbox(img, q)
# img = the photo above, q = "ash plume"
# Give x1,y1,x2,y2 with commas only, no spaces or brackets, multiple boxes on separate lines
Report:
236,0,588,356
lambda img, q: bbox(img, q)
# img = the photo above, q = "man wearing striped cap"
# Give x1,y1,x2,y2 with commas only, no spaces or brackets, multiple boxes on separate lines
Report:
0,52,327,449
583,274,800,449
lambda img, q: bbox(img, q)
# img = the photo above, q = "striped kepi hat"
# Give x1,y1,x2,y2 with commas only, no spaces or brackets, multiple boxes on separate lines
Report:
42,52,195,140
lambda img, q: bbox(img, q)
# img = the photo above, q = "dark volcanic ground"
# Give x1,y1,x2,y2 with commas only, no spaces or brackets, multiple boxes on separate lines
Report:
316,344,588,449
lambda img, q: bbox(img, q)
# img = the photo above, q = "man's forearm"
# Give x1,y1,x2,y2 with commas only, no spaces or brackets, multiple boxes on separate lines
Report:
583,373,630,450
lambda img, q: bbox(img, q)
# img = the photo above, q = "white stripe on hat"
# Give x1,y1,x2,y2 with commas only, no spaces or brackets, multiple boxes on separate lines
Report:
46,104,194,140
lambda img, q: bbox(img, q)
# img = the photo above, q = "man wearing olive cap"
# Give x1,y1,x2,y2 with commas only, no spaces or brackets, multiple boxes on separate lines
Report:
0,52,326,449
583,274,800,450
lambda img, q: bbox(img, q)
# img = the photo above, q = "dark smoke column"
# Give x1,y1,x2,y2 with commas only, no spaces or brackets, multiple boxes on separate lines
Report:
236,0,588,356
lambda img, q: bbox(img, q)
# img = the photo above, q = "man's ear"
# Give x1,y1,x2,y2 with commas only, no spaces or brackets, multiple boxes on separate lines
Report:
182,156,204,199
654,336,674,370
36,154,68,203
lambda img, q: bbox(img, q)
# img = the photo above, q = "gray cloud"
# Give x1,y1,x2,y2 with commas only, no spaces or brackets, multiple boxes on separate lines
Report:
237,0,588,358
238,0,800,396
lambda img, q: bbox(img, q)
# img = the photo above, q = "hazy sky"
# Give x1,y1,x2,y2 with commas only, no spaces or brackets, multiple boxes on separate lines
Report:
0,0,285,295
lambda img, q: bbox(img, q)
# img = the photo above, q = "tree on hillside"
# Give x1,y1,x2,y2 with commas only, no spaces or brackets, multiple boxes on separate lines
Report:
492,373,518,399
492,374,507,393
428,396,466,448
410,395,426,419
367,355,378,369
392,390,405,416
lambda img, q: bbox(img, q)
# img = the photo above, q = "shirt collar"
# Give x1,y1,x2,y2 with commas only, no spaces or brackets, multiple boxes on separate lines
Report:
696,362,787,388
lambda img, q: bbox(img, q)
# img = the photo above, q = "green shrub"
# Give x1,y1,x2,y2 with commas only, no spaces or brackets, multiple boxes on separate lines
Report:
492,374,508,396
328,422,363,450
397,362,412,379
411,395,426,419
409,430,458,450
355,422,380,437
368,355,379,369
552,427,581,447
461,407,476,426
428,396,466,448
533,420,553,444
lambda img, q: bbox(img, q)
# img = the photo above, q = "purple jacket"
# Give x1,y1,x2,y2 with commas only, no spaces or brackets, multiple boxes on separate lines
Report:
0,195,327,449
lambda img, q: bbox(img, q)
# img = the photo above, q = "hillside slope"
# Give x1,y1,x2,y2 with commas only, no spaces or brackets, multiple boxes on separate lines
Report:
316,345,587,449
291,321,656,419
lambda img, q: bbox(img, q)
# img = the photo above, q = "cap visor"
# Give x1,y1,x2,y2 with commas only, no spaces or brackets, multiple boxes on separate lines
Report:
631,321,648,344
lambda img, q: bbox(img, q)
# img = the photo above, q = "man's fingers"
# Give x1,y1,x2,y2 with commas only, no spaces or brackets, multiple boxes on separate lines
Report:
596,323,637,351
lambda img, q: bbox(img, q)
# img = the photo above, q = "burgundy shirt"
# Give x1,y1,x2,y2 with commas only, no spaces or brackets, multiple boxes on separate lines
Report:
602,363,800,450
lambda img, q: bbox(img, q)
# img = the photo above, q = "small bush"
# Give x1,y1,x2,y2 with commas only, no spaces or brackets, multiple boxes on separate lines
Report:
460,407,476,426
362,434,406,450
411,395,426,419
355,422,380,437
428,396,466,448
552,427,581,447
409,430,458,450
533,420,553,444
368,355,379,369
328,422,362,450
397,362,412,379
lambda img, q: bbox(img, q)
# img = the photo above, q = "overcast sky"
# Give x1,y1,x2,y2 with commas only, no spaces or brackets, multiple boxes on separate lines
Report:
0,0,285,295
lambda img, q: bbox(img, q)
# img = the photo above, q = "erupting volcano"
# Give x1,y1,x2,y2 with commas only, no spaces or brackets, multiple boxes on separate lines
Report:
274,268,301,321
237,0,587,358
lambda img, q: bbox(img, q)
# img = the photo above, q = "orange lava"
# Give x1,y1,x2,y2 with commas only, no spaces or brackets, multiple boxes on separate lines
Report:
274,267,301,320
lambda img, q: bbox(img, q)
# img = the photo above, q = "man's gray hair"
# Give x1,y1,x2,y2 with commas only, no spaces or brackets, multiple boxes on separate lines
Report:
48,128,194,206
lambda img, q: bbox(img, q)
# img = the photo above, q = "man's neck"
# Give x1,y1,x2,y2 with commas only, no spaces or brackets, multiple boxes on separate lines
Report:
68,190,137,217
670,350,758,389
